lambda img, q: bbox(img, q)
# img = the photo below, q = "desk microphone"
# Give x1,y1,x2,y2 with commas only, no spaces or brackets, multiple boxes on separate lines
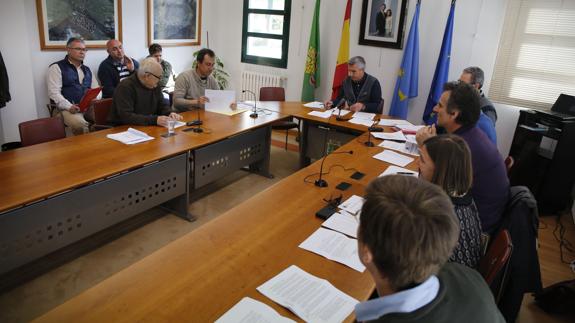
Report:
334,99,347,121
186,106,204,133
242,89,258,118
315,150,354,187
365,120,383,147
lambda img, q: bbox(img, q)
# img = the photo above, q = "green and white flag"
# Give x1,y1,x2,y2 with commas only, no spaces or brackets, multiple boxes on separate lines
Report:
301,0,320,102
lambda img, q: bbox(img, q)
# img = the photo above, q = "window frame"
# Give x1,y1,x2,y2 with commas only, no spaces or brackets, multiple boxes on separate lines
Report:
241,0,292,68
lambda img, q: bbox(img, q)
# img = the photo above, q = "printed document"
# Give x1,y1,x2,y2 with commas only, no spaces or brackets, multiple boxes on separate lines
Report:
107,128,154,145
299,228,365,272
373,149,414,167
338,195,364,215
379,165,419,177
322,211,359,238
371,131,407,141
257,265,359,323
308,110,333,119
205,90,249,115
215,297,295,323
379,140,420,156
378,119,413,127
352,111,375,120
347,118,375,127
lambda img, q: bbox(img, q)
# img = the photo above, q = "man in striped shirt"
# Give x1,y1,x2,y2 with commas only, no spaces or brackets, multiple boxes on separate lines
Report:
98,39,139,98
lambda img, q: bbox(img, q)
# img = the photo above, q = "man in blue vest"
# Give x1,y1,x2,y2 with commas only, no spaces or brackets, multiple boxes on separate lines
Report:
324,56,382,113
47,37,94,135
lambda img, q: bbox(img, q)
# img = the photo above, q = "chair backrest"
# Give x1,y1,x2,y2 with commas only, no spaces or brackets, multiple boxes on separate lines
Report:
259,87,285,101
92,98,113,127
19,117,66,147
479,229,513,300
377,97,385,114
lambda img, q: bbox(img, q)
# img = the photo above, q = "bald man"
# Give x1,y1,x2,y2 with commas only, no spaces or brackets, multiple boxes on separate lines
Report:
108,57,182,126
98,39,140,98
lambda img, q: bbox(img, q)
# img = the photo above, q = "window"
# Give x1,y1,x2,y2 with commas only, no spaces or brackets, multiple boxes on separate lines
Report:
490,0,575,110
241,0,291,68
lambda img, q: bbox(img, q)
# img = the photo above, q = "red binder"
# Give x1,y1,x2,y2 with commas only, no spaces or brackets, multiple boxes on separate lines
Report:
78,87,102,112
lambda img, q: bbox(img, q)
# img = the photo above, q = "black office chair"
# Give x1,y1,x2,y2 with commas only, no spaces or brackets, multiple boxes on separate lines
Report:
259,87,299,150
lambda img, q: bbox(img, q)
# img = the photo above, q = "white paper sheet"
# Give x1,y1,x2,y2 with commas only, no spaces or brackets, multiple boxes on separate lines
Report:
106,128,154,145
371,131,407,141
347,118,375,127
322,211,359,238
352,111,376,120
378,140,420,156
173,121,186,129
373,149,415,167
257,265,359,323
205,90,248,115
338,195,364,215
379,165,419,177
215,297,296,323
304,101,325,109
308,110,333,119
331,109,351,117
395,124,425,133
299,228,365,272
378,119,413,126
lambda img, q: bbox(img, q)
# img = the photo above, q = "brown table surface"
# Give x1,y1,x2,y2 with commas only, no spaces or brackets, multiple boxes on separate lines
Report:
0,109,286,213
33,130,420,322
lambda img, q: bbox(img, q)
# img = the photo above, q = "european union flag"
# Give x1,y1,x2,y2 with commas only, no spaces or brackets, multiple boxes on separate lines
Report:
389,1,420,119
423,0,456,125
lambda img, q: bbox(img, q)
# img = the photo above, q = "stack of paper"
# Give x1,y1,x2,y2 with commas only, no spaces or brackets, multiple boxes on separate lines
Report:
257,265,359,323
379,165,419,177
299,228,365,272
304,101,325,109
373,150,415,167
321,211,359,238
107,128,154,145
216,297,295,323
379,140,420,156
338,195,364,215
395,124,425,134
371,131,407,141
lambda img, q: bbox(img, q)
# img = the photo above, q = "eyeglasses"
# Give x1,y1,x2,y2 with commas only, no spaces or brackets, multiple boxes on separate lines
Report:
146,72,161,80
68,47,88,52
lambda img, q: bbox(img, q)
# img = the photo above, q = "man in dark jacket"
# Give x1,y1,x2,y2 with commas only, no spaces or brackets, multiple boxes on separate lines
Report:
98,39,139,98
108,57,181,126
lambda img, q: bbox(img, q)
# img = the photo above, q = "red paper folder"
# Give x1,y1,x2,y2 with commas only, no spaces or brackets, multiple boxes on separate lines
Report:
78,87,102,112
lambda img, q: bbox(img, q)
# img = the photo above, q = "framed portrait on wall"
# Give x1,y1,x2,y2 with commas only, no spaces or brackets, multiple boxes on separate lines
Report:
359,0,409,49
36,0,122,50
147,0,202,47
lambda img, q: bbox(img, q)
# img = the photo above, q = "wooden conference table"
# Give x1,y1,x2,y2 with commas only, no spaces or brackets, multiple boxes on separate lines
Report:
34,108,419,322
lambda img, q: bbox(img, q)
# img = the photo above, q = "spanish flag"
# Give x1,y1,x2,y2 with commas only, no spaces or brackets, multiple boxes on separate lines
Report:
331,0,352,100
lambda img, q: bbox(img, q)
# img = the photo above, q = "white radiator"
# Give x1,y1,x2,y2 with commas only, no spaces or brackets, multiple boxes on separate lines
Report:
240,71,284,101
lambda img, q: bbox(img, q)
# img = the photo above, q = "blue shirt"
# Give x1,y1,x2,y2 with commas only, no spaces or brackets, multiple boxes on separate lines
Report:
477,112,497,145
355,275,439,322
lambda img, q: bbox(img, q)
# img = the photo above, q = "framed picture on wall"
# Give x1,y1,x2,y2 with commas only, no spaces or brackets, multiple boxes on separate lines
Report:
147,0,202,47
359,0,409,49
36,0,122,50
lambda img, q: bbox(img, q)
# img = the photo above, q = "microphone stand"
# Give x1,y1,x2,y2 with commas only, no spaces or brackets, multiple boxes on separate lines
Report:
365,123,375,147
315,124,331,187
334,99,347,121
186,106,204,133
242,89,258,118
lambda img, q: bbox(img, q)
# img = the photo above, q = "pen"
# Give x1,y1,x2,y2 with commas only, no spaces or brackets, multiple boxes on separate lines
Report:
397,172,415,175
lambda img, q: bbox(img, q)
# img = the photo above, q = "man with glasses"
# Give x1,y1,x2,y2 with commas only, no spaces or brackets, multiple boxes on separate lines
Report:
98,39,139,98
108,57,182,126
47,37,96,135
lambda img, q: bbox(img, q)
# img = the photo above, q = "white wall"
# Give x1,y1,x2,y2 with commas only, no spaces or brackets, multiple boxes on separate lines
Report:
0,0,208,144
1,0,517,153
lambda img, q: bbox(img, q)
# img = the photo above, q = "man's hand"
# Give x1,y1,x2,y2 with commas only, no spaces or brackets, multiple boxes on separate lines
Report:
124,56,135,72
69,105,80,114
168,112,182,121
416,124,437,146
349,102,365,112
197,96,209,105
324,100,333,109
157,116,171,127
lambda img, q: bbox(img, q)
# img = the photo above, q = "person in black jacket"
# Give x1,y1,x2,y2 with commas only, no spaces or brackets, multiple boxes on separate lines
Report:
98,39,139,98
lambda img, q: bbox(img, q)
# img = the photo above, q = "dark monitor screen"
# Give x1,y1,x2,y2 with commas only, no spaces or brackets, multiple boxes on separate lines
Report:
551,94,575,116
